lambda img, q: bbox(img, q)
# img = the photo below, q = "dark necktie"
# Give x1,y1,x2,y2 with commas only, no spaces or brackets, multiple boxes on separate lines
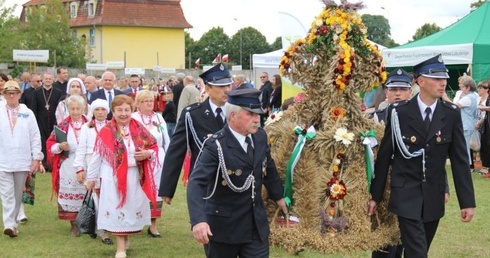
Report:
215,107,224,128
245,137,254,163
424,107,432,132
108,91,113,106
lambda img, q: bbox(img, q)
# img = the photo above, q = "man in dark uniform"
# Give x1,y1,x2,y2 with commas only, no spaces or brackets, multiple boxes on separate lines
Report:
187,88,287,258
159,63,231,204
368,54,476,258
371,68,413,124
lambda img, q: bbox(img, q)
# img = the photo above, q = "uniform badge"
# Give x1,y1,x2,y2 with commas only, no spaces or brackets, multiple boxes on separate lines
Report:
219,63,225,71
393,103,399,107
204,109,210,115
451,104,457,109
186,106,191,110
410,136,416,142
235,169,242,176
221,180,227,186
436,137,441,142
227,169,233,175
438,55,443,63
396,69,402,75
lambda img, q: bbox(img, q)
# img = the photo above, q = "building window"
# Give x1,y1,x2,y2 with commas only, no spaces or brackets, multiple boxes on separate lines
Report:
89,28,95,46
70,3,77,18
88,2,95,17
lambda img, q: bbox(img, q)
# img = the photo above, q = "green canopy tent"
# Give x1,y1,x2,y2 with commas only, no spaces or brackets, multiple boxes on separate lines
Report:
382,2,490,89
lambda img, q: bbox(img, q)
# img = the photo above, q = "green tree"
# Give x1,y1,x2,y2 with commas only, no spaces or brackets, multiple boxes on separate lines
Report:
470,0,486,10
412,23,442,41
361,14,393,46
270,36,282,50
229,27,270,69
0,0,23,63
194,27,230,67
19,0,87,67
184,31,198,68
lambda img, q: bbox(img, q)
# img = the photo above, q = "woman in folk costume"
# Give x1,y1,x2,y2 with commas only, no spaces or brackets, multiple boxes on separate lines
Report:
47,95,89,236
0,81,43,238
86,95,159,258
73,98,113,245
55,78,90,124
131,90,170,238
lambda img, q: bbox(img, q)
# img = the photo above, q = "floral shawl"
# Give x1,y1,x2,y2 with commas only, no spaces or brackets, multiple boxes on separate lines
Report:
94,118,158,209
47,116,88,195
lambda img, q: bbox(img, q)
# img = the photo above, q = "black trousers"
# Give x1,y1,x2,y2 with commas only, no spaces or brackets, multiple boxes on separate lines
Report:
372,244,403,258
204,238,268,258
398,216,440,258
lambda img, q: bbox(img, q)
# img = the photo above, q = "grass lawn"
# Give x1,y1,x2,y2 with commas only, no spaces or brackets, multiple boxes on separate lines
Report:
1,169,488,257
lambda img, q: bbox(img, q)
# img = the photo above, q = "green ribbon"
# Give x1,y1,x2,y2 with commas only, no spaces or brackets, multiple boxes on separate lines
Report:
284,126,316,208
360,130,377,191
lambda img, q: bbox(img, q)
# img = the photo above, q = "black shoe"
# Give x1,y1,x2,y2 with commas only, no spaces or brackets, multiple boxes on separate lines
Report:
101,237,114,245
89,233,97,239
147,227,161,238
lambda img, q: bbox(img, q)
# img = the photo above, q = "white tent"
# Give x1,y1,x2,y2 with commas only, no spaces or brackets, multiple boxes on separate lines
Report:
252,49,283,87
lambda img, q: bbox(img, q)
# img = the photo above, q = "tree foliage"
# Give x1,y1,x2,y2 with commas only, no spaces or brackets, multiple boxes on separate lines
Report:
19,0,87,67
470,0,486,10
192,27,230,67
270,36,282,51
0,0,22,62
229,27,271,69
412,23,442,41
361,14,392,46
184,31,197,68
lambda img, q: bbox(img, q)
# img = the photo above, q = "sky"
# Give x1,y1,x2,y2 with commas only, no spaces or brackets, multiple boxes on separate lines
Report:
4,0,476,45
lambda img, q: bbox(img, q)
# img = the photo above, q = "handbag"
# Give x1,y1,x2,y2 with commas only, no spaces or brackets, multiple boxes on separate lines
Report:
470,130,481,151
74,190,96,235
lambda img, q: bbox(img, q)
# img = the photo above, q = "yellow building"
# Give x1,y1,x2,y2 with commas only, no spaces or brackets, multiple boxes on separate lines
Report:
20,0,192,69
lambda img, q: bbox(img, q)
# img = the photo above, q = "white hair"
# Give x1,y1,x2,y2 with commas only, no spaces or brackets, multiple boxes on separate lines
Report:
224,102,242,122
66,94,86,111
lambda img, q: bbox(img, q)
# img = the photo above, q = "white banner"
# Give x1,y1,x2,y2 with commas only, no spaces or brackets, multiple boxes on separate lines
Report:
125,68,145,75
13,49,49,63
86,63,107,70
232,65,242,71
382,43,473,67
160,67,176,74
106,61,125,69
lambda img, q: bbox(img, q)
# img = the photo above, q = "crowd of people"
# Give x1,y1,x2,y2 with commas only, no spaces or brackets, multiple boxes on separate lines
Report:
0,64,284,258
0,54,482,258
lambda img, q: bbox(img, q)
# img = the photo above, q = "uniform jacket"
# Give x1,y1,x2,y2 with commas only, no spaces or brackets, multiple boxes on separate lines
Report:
371,97,476,222
186,126,283,243
158,98,224,198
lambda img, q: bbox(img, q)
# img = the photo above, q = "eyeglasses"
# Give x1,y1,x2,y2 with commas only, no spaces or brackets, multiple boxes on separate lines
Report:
387,88,410,92
6,92,20,96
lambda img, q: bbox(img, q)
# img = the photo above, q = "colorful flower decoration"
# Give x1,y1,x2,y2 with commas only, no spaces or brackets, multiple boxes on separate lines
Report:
294,92,306,103
279,4,387,93
264,111,284,127
331,107,345,121
334,127,354,145
326,178,347,200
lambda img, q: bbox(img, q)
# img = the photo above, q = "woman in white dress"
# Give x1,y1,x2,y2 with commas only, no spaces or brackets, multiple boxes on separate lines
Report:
47,95,88,236
86,95,159,258
132,90,170,238
73,98,113,245
0,81,43,237
55,78,90,124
